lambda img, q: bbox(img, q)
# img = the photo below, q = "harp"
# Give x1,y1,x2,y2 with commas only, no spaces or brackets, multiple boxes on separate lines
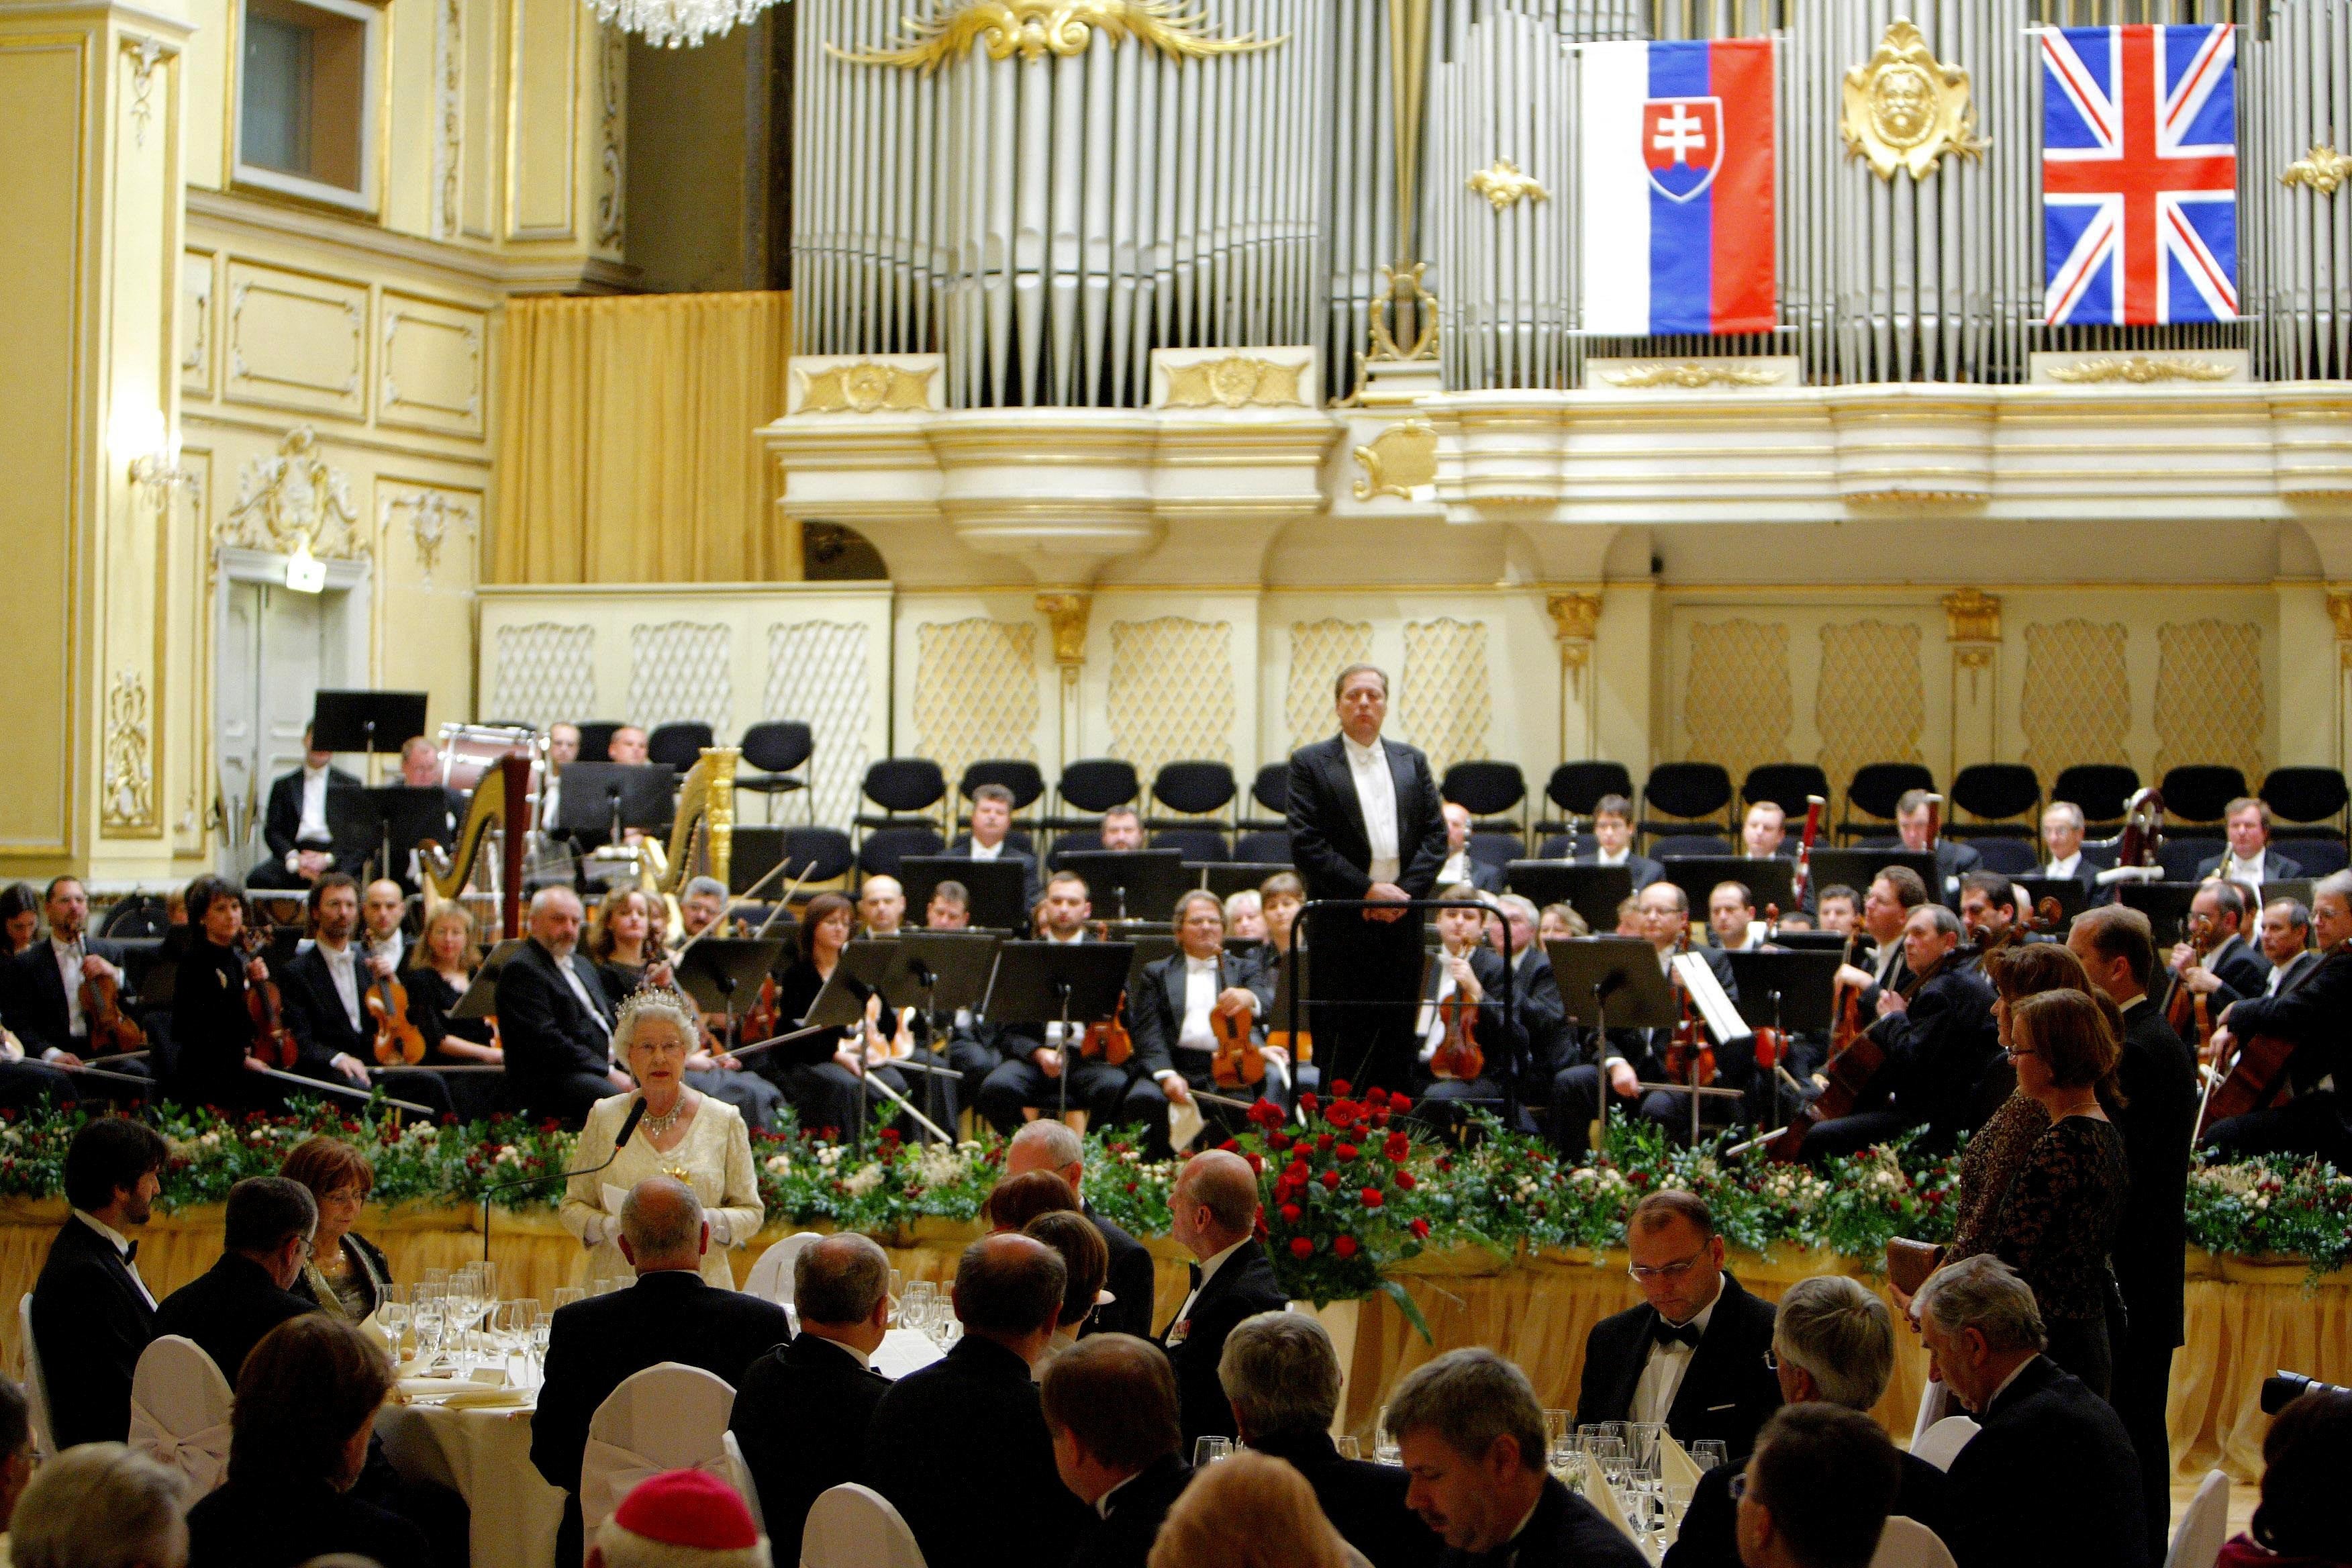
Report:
640,747,738,929
422,752,532,940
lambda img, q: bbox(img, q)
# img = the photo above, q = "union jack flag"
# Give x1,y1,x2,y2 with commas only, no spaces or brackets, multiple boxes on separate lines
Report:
2042,24,2238,327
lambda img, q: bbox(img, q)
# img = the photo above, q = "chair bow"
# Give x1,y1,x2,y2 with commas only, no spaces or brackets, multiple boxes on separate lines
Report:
579,1437,736,1528
127,1400,232,1496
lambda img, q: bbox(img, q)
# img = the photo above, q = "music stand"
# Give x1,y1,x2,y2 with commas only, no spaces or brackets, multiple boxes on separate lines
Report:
1806,849,1941,902
2263,878,2316,914
2013,875,2091,928
450,939,534,1021
842,934,999,1136
1506,863,1633,933
1549,936,1679,1148
674,938,790,1042
311,691,428,786
1724,950,1841,1035
730,827,785,897
371,784,455,888
899,857,1030,933
1659,856,1796,922
2120,881,2204,946
1768,930,1850,952
1193,862,1291,899
981,940,1134,1122
1121,933,1181,993
556,763,678,848
1055,850,1190,922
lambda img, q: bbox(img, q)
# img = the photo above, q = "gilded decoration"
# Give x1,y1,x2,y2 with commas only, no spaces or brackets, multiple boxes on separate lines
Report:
2328,590,2352,642
436,0,462,238
2043,356,2236,385
1467,158,1547,212
829,0,1286,72
1600,362,1783,390
2284,144,2352,196
1287,620,1373,750
102,671,155,834
1941,588,2001,644
219,428,368,560
1367,262,1438,362
2021,620,2131,796
1841,20,1988,181
1035,592,1092,667
1398,619,1491,778
1163,355,1306,409
381,488,477,585
799,361,937,414
1353,421,1438,501
1816,622,1926,793
2154,620,2265,785
1548,593,1602,701
596,25,624,248
1106,619,1235,781
1683,621,1792,791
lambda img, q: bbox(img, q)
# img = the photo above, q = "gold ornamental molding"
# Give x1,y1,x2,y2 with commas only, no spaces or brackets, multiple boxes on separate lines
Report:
1600,361,1783,390
1368,262,1438,363
1841,19,1988,181
2328,589,2352,642
828,0,1286,71
2042,355,2237,386
1353,420,1438,501
1545,592,1601,644
799,360,938,414
220,428,369,560
1163,354,1306,409
101,670,156,836
1467,157,1547,212
2284,144,2352,196
1036,591,1092,669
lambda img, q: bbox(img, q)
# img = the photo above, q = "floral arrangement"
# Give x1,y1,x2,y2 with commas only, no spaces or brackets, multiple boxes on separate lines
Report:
1235,1087,1432,1321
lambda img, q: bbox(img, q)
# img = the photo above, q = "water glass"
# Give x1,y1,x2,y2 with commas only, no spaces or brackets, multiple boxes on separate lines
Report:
1334,1437,1360,1461
1373,1438,1402,1468
1191,1438,1233,1467
1690,1440,1729,1472
887,1270,905,1326
552,1286,585,1312
1626,1422,1665,1481
378,1285,413,1354
592,1276,620,1297
412,1300,446,1365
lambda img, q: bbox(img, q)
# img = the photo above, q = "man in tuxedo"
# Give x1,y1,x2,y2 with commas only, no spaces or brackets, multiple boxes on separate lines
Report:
1955,872,2020,954
1576,1191,1781,1458
250,726,375,889
1159,1149,1286,1449
1006,1120,1156,1338
152,1176,318,1383
30,1117,168,1447
2206,873,2352,1167
397,736,465,842
2165,879,2268,1012
2039,801,2100,891
1220,1310,1441,1568
1404,887,1522,1134
2198,797,2303,891
1575,795,1665,889
1663,1277,1947,1568
277,875,454,1120
496,885,631,1125
1806,902,1998,1163
730,1232,892,1563
1099,806,1147,852
1834,869,1926,999
858,875,906,938
975,873,1133,1132
2239,897,2323,1010
1919,1257,2149,1568
1384,1348,1646,1568
606,725,650,765
1708,881,1764,952
2067,903,2196,1561
865,1234,1094,1568
1489,894,1569,1116
1042,1335,1193,1568
1892,789,1981,895
1434,803,1503,894
1286,664,1450,1097
537,722,579,850
1729,1406,1904,1568
948,783,1042,909
533,1179,791,1558
5,876,150,1087
1122,891,1278,1153
1741,802,1793,861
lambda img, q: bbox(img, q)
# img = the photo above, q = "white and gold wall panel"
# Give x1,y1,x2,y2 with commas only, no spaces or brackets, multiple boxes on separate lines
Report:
1105,618,1236,784
222,261,371,420
181,247,217,399
379,294,487,438
911,618,1041,789
628,620,733,733
767,622,871,827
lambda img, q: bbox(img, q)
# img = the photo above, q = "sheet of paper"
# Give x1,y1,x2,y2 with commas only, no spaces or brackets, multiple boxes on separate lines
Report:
1169,1097,1207,1154
1671,952,1749,1045
601,1182,630,1217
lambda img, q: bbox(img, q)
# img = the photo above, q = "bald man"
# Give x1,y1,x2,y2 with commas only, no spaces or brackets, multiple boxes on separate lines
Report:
1159,1150,1287,1448
495,887,630,1124
859,877,907,938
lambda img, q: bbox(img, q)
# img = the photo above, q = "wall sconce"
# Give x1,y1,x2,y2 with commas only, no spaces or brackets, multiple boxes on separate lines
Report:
124,411,192,509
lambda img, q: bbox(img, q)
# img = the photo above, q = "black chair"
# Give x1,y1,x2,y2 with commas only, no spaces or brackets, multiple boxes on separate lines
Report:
2160,766,2248,826
1946,763,2041,840
858,824,947,879
1235,828,1291,864
1049,758,1140,830
2159,835,2222,883
646,722,714,770
575,722,622,763
2262,766,2351,842
1741,764,1830,816
2051,764,2141,828
1652,833,1732,859
1971,838,2039,876
1638,762,1732,843
1836,763,1936,844
1443,761,1528,824
1150,827,1231,862
1240,763,1289,831
777,826,855,885
855,758,948,833
734,721,814,822
2290,838,2351,876
98,895,170,939
957,761,1046,834
1539,761,1636,835
1150,761,1238,826
1467,831,1520,871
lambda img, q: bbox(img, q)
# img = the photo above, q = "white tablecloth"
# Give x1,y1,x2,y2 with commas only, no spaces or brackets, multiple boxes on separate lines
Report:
378,1381,565,1568
872,1328,946,1380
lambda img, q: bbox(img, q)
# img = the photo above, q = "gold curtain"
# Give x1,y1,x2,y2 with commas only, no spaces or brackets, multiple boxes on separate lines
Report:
492,291,795,584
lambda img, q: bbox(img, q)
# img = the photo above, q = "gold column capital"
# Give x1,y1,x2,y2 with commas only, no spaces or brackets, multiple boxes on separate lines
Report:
2328,588,2352,641
1545,591,1602,643
1942,587,2002,643
1036,591,1092,668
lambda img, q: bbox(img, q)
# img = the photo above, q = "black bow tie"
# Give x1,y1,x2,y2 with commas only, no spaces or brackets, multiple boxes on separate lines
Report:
1187,1263,1203,1291
122,1240,138,1264
1653,1316,1702,1350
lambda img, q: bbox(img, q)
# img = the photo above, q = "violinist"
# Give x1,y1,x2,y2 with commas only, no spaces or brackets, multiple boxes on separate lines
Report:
1120,890,1277,1155
1805,905,2000,1164
1407,885,1512,1134
403,900,505,1122
974,873,1132,1134
0,883,40,959
359,880,409,971
924,881,971,930
914,879,1016,1115
5,877,150,1084
1222,889,1266,940
279,875,454,1119
2202,870,2352,1167
1706,881,1764,952
2163,879,2267,1011
766,891,920,1140
589,885,668,995
667,877,730,954
2249,897,2322,1004
168,876,276,1110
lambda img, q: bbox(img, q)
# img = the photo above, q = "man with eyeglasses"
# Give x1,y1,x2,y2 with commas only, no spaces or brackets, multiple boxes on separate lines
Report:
151,1175,321,1383
1574,1191,1781,1459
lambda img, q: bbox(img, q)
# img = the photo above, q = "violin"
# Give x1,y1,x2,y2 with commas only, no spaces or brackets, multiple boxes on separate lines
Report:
743,972,781,1042
366,952,426,1065
238,916,301,1071
78,950,145,1055
1661,932,1716,1087
1079,1016,1133,1067
1210,1005,1265,1088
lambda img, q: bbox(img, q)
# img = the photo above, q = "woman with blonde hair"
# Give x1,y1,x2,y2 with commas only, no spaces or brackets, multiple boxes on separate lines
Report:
1148,1451,1353,1568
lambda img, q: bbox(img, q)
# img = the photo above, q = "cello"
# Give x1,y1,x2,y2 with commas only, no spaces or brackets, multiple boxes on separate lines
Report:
1765,927,1909,1163
2192,941,2332,1144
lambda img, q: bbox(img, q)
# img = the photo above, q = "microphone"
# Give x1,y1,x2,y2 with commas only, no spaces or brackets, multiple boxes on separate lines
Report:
613,1095,648,1149
478,1092,648,1263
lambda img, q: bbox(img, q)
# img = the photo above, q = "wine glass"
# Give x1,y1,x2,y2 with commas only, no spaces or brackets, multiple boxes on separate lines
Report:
552,1285,585,1313
378,1284,413,1359
1191,1438,1232,1467
1334,1437,1361,1461
411,1297,446,1369
887,1269,905,1327
1690,1440,1729,1472
495,1300,535,1379
1373,1436,1402,1468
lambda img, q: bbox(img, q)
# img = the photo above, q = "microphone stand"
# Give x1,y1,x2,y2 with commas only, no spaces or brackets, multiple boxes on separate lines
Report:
477,1097,648,1264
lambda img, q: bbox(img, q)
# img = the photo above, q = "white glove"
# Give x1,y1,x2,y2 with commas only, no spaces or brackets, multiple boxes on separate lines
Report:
581,1214,610,1246
707,1213,733,1247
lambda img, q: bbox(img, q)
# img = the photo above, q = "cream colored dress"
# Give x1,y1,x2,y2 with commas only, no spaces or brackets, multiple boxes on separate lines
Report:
558,1091,763,1289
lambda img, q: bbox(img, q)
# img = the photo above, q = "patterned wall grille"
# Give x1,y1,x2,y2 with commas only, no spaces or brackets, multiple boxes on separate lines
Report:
765,621,871,828
1398,619,1493,779
912,619,1038,791
2154,620,2267,785
1683,620,1792,791
1816,620,1927,793
1106,618,1237,789
2020,620,2133,796
1286,620,1375,751
491,623,596,730
628,622,733,733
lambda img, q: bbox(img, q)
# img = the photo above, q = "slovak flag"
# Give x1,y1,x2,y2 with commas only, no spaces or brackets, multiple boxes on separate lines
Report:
1580,38,1777,338
2042,24,2238,326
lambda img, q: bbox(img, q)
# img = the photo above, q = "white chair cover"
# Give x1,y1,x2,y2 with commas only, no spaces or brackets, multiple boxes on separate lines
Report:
17,1293,54,1459
1910,1415,1980,1472
1910,1378,1954,1446
743,1232,822,1305
578,1362,756,1546
1870,1516,1959,1568
801,1483,928,1568
2165,1469,2232,1568
127,1336,235,1496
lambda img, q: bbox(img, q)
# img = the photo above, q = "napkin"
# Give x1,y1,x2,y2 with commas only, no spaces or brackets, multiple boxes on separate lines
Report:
1659,1435,1704,1492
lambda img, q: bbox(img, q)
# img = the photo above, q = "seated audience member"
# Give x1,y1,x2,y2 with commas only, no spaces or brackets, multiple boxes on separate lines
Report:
1147,1451,1353,1568
1159,1150,1287,1449
11,1444,189,1568
279,1136,392,1322
1383,1349,1646,1568
1664,1277,1947,1568
0,1377,36,1557
532,1178,792,1561
589,1470,771,1568
1042,1335,1193,1568
496,885,630,1126
1916,1256,2147,1568
1005,1120,1156,1338
2218,1387,2352,1568
730,1234,893,1564
984,1169,1084,1233
1025,1210,1110,1370
864,1234,1093,1568
32,1117,167,1448
1577,1191,1781,1459
152,1175,318,1383
183,1316,427,1568
1219,1310,1440,1568
1730,1406,1903,1568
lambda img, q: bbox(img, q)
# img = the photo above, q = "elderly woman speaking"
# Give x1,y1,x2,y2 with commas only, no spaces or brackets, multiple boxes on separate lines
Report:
560,986,764,1287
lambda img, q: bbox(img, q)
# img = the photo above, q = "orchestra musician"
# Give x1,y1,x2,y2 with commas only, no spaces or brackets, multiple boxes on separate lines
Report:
2201,870,2352,1167
1285,665,1451,1098
1121,890,1279,1155
1957,872,2022,960
1741,801,1794,860
1805,904,2002,1163
538,722,579,847
1571,795,1664,890
1222,890,1266,940
946,784,1042,910
606,726,651,765
1843,869,1928,992
912,879,1016,1118
277,875,454,1120
0,883,40,958
1436,802,1504,893
1706,881,1763,952
168,877,277,1110
1098,805,1146,853
859,877,906,938
398,736,462,828
1489,893,1569,1083
358,880,409,971
1406,885,1517,1136
401,901,505,1122
249,726,373,890
2040,802,2100,892
2198,798,2302,892
1538,901,1587,946
2243,897,2322,1005
924,881,969,930
2164,881,2269,1013
669,877,730,954
1888,789,1981,894
3,877,148,1085
1814,884,1862,940
973,873,1131,1132
764,891,922,1141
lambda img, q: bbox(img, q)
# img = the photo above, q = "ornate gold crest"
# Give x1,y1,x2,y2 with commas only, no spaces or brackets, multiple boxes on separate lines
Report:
828,0,1284,72
1467,157,1548,213
1840,20,1988,181
2284,144,2352,196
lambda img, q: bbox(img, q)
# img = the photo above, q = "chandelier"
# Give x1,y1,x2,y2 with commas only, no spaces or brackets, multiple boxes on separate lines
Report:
587,0,781,49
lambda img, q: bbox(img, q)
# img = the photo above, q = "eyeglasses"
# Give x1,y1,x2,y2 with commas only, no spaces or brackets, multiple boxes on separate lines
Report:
1761,1349,1779,1371
2006,1046,2036,1059
1726,1471,1751,1501
1628,1249,1708,1283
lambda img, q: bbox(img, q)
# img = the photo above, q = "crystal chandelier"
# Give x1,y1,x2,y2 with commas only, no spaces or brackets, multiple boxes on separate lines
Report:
586,0,781,50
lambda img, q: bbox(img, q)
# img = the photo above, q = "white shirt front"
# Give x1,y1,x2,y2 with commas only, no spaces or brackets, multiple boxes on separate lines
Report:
1042,930,1083,1046
51,936,87,1038
1177,956,1222,1052
1630,1273,1724,1426
2045,850,2084,881
315,939,363,1032
969,838,1004,862
1439,850,1473,886
368,931,406,973
2223,851,2267,890
74,1209,156,1310
297,764,332,843
1343,736,1401,883
550,948,614,1039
